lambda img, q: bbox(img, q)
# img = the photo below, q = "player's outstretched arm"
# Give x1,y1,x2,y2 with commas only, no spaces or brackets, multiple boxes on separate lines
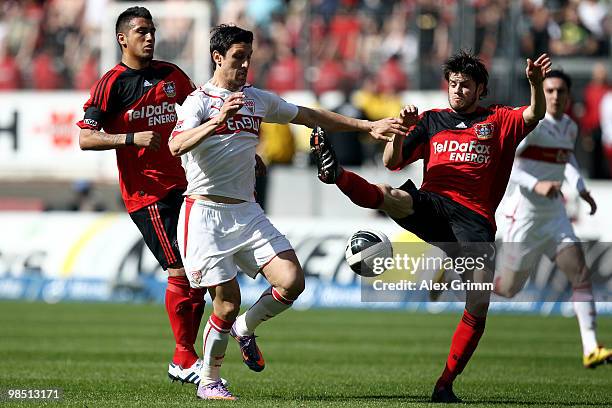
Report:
79,128,161,151
291,106,408,141
169,92,244,156
522,53,552,126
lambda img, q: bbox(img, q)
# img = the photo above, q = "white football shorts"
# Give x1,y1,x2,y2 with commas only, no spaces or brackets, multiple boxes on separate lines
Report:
177,198,293,288
500,211,578,273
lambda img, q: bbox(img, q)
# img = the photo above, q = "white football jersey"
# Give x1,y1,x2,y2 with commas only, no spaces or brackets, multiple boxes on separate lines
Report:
172,82,298,201
503,112,585,216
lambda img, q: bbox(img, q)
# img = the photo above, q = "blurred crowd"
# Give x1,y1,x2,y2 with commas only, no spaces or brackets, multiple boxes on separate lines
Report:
1,0,612,178
1,0,610,90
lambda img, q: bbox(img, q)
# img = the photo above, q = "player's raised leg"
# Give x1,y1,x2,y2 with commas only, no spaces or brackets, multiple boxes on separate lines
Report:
556,244,612,368
231,250,305,372
197,277,240,400
310,126,414,219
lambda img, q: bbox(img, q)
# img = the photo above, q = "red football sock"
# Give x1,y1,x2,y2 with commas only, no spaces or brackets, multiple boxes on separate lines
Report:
436,310,486,389
336,170,384,209
166,275,198,367
189,287,206,345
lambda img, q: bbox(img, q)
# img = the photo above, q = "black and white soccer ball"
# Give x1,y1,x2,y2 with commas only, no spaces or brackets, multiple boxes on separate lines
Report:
345,230,393,277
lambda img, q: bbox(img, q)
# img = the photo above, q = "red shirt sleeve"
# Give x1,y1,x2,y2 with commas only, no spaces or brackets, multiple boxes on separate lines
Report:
495,105,537,147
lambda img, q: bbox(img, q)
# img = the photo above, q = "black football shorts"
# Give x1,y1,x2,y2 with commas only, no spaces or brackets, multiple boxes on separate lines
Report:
392,179,495,243
129,189,184,270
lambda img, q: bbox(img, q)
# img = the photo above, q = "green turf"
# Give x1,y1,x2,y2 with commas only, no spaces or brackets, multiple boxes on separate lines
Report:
0,301,610,407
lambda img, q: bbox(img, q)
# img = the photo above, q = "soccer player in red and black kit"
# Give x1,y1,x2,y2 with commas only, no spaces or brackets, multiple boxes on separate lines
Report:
311,50,552,403
76,7,205,384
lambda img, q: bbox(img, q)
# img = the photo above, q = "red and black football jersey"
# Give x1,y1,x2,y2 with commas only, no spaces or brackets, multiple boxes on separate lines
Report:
392,105,535,230
76,61,195,213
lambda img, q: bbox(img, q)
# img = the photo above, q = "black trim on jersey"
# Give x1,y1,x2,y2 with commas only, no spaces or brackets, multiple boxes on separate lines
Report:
83,106,104,129
401,113,429,161
92,70,116,108
401,108,493,163
111,62,177,110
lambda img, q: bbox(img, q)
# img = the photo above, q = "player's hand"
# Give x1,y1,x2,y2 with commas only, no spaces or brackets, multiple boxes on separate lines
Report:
399,105,419,128
134,131,161,151
579,190,597,215
377,184,414,218
533,180,561,199
218,92,245,123
369,118,409,142
526,53,552,85
255,154,267,177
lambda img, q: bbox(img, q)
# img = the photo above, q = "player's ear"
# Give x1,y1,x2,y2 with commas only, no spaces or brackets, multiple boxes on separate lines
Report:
476,83,484,99
117,32,128,49
212,50,223,67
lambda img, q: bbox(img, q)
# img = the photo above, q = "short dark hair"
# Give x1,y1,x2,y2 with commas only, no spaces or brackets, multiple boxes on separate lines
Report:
443,50,489,99
545,69,572,91
115,6,152,35
209,24,253,70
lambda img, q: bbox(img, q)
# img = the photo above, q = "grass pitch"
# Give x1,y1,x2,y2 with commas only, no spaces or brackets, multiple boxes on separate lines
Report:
0,301,610,407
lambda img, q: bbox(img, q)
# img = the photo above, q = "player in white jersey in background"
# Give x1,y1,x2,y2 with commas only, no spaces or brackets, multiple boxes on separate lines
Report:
496,70,611,369
168,24,409,400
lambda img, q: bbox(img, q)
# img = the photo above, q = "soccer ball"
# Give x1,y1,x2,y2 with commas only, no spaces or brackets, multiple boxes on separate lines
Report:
345,229,393,277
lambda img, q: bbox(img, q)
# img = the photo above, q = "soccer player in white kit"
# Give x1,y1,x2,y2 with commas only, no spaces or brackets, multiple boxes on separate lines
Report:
496,70,611,369
168,24,409,400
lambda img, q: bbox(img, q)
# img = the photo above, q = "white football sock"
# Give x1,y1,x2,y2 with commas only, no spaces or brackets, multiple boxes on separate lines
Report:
233,286,294,336
200,314,233,386
572,287,598,356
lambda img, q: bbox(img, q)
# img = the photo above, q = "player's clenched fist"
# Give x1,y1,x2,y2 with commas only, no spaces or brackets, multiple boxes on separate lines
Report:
134,131,161,150
218,92,245,123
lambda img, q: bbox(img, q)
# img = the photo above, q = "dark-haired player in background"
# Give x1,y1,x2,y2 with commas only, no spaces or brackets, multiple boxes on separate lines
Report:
76,6,204,385
312,50,551,402
496,70,612,369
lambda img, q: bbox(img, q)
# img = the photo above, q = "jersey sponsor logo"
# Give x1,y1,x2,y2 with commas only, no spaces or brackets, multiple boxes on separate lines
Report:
163,81,176,98
475,123,494,140
216,114,262,136
244,99,255,114
127,101,177,126
433,140,491,164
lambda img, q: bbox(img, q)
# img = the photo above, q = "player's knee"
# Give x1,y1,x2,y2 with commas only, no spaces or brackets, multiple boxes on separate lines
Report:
274,265,305,301
214,300,241,321
494,273,524,298
495,284,520,298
